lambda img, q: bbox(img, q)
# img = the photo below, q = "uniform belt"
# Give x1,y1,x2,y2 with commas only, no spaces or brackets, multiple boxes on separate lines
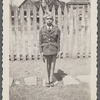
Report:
41,42,58,47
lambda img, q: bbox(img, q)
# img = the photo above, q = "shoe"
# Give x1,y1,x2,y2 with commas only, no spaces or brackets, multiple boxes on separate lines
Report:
50,82,54,87
45,82,50,87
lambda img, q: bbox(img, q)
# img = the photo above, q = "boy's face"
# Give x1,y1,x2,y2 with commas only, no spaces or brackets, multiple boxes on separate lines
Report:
46,16,53,26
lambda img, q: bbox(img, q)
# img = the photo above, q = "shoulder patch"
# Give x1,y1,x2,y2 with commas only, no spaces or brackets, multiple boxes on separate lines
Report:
54,26,60,30
40,26,45,31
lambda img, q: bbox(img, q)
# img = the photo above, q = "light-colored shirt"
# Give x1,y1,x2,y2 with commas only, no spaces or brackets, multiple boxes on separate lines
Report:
47,25,53,32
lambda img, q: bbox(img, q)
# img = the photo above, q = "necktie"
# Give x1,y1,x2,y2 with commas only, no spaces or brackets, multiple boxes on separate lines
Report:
48,27,51,32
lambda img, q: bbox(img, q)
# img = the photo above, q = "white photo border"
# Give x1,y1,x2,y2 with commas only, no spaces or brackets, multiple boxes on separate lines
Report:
2,0,97,100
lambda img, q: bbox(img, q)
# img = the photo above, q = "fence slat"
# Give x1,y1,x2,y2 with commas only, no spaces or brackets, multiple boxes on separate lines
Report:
52,5,55,26
63,5,68,58
39,6,43,30
13,9,17,60
86,5,91,57
27,5,32,60
21,6,26,60
82,5,86,57
25,8,29,59
84,6,87,58
67,6,70,57
58,4,63,58
69,5,73,58
33,5,37,59
75,5,79,58
71,6,75,58
77,6,82,58
71,5,76,58
46,5,49,11
15,9,20,60
39,5,43,59
79,6,83,58
30,6,35,59
88,5,91,57
9,8,14,60
72,6,78,58
18,18,22,60
36,8,40,60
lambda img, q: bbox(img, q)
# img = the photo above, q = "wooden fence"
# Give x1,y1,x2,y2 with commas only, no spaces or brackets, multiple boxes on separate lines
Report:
9,4,91,61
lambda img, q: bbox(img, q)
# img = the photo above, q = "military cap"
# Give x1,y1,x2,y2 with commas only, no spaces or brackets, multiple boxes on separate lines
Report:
44,10,53,19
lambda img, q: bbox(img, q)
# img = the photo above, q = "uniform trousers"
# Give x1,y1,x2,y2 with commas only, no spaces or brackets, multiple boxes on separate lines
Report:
43,55,56,83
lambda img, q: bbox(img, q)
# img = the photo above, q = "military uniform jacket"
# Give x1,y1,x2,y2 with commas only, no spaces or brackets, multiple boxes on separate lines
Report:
39,25,60,55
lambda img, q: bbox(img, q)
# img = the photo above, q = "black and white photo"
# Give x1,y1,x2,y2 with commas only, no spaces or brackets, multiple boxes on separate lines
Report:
2,0,97,100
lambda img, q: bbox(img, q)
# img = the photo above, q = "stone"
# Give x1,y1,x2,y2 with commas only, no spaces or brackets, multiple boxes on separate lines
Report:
15,81,20,85
24,77,37,86
54,81,59,85
63,76,79,86
9,77,14,87
76,75,90,83
53,76,59,85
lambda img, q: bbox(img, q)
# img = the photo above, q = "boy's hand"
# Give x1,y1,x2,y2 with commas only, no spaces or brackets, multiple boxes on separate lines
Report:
40,52,44,58
40,53,45,62
56,52,60,58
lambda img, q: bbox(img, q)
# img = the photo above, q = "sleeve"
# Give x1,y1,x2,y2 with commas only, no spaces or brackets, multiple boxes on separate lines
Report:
39,29,43,53
57,28,61,52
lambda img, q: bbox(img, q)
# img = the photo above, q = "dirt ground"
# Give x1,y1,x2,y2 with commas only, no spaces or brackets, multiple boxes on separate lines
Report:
9,58,91,100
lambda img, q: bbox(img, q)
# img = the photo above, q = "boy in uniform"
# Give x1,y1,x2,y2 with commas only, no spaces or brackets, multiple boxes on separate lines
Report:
39,11,60,87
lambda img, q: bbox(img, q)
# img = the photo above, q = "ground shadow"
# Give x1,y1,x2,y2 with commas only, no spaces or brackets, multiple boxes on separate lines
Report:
54,69,67,81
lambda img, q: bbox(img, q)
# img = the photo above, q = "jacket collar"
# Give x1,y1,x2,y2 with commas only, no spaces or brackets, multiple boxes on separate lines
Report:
44,25,55,35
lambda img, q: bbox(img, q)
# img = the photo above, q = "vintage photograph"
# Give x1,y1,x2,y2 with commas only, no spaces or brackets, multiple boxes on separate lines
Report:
2,0,97,100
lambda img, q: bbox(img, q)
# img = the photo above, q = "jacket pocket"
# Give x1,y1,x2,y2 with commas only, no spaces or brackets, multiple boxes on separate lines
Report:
50,42,58,48
41,43,48,47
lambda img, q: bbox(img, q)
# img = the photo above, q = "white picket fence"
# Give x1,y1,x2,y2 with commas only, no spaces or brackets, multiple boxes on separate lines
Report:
9,4,91,60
